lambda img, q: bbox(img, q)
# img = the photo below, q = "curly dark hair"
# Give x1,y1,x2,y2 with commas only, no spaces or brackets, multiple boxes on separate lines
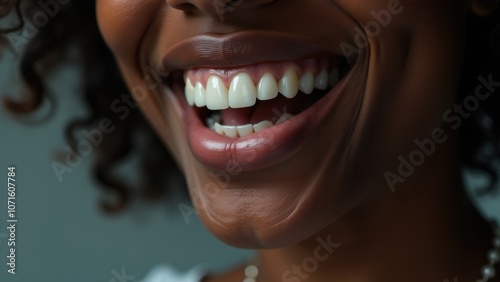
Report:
0,0,499,212
1,0,179,212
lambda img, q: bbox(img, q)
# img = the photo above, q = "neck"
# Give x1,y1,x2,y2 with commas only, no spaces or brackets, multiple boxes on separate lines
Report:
257,133,494,282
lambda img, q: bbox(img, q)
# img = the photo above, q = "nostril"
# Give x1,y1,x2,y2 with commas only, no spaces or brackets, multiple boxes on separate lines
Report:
175,3,198,12
166,0,199,12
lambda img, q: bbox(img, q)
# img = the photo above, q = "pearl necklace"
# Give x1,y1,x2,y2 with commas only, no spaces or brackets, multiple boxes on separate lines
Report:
243,256,259,282
243,220,500,282
480,220,500,282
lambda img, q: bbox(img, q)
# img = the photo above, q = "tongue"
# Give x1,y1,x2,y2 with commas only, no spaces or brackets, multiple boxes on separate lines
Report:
221,93,320,126
221,107,254,126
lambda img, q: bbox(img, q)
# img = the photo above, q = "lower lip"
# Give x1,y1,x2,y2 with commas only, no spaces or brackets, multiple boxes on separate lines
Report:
181,74,351,172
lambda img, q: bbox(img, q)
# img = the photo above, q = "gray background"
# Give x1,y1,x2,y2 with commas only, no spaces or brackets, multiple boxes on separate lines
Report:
0,48,499,282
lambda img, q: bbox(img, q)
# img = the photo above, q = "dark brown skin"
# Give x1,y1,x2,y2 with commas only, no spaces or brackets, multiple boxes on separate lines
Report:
96,0,498,281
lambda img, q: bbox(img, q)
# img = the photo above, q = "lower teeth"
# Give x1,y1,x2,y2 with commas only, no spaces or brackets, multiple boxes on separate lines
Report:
206,113,295,138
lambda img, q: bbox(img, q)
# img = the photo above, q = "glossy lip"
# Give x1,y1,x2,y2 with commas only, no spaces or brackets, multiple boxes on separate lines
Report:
184,74,351,171
161,30,353,171
160,30,335,73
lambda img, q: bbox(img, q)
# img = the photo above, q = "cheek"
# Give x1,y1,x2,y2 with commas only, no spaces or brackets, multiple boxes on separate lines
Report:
337,0,463,31
96,0,161,61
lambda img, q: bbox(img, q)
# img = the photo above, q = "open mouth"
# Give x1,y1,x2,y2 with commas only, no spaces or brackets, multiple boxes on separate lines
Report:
158,31,357,171
165,55,352,138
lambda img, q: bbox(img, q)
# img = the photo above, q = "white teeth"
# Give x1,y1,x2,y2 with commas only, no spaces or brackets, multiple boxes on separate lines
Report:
194,82,206,107
207,113,295,137
314,69,329,90
187,63,347,137
329,69,339,87
186,67,342,108
214,122,224,135
206,76,229,110
276,113,294,124
257,73,278,101
253,120,273,132
222,125,238,138
237,124,253,137
229,73,257,108
299,71,314,95
185,78,195,106
215,122,238,137
279,68,299,98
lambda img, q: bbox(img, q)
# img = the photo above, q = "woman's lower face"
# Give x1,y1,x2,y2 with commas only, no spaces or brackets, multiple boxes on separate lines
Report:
96,0,466,248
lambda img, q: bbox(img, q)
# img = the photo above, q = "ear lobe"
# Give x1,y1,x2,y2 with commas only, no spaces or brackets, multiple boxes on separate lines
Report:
471,0,498,16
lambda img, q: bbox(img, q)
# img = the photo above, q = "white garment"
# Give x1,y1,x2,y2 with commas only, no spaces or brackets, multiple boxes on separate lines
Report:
141,264,208,282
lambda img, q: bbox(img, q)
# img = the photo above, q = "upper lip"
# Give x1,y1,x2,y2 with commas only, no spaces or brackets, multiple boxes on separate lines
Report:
160,30,336,74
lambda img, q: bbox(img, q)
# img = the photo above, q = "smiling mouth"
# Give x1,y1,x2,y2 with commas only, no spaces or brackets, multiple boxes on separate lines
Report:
165,55,351,138
159,31,357,171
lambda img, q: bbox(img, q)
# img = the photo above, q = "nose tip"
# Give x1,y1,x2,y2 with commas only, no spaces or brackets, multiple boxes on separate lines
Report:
166,0,278,18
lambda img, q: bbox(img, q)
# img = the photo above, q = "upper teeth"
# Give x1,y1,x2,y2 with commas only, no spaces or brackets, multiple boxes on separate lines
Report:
185,67,340,110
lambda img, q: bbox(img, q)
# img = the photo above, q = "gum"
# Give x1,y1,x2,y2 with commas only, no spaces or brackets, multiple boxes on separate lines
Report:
184,56,340,88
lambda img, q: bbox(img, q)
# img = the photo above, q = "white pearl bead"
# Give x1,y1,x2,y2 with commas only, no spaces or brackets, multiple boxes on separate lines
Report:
245,265,259,278
482,265,496,279
489,250,500,263
494,237,500,248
